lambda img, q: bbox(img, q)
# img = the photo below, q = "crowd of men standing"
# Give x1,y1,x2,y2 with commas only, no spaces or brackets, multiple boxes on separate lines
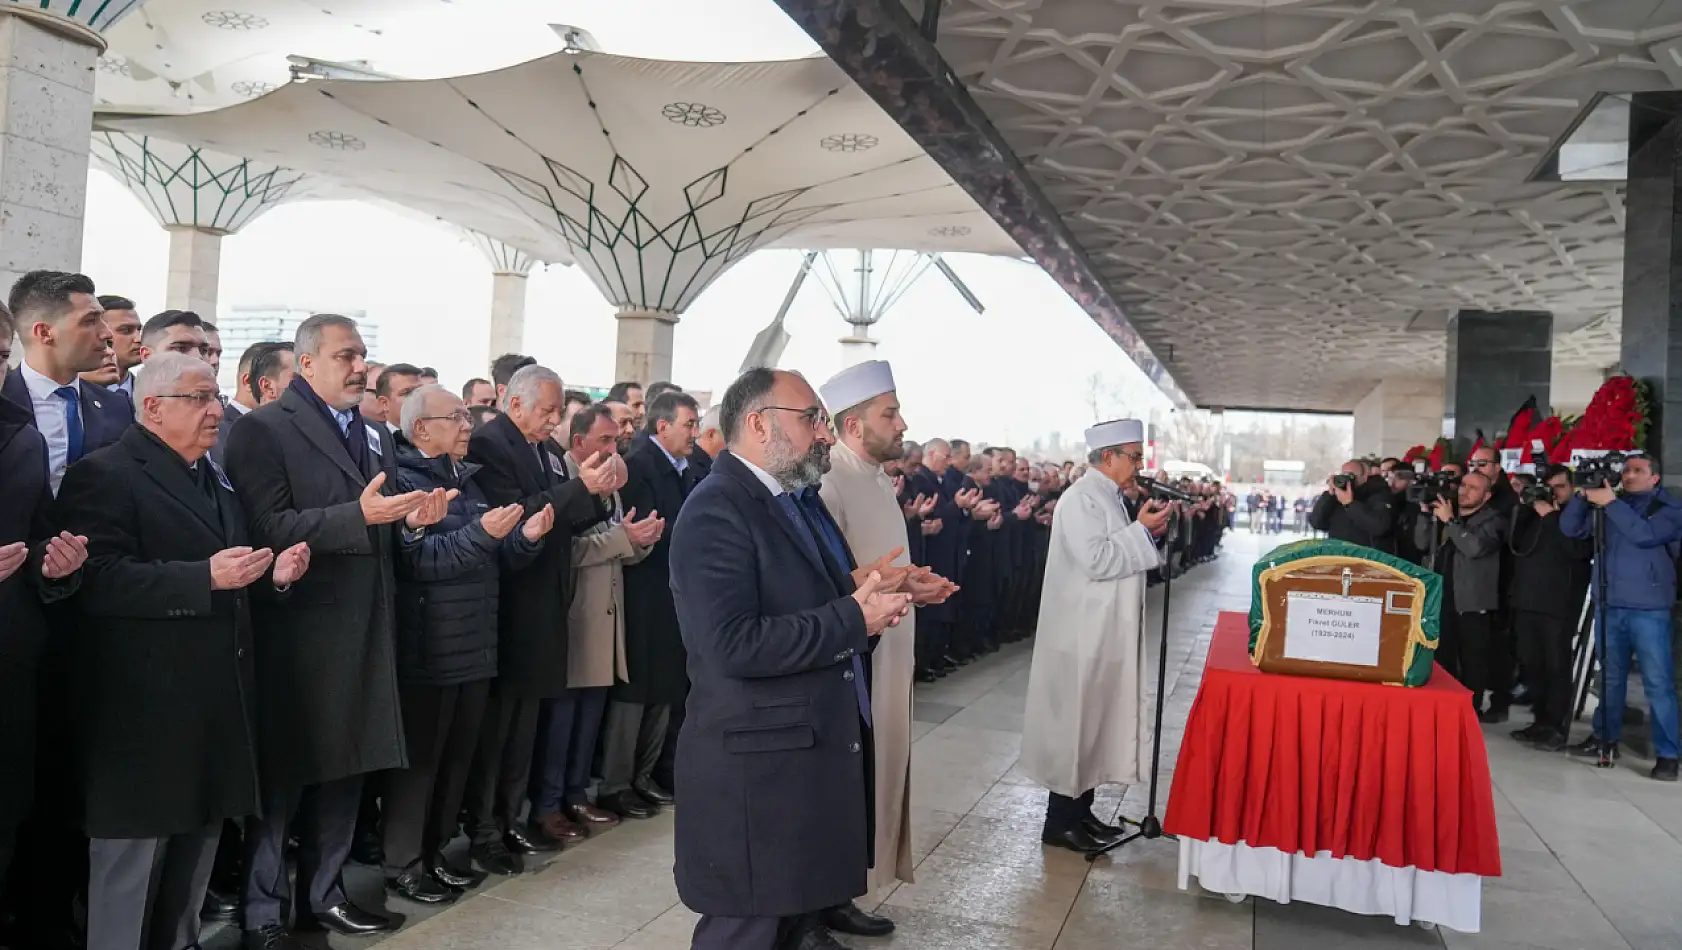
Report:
2,270,1210,950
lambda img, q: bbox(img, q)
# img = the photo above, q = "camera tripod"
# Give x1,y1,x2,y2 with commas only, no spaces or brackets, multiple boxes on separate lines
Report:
1587,505,1614,768
1089,503,1180,860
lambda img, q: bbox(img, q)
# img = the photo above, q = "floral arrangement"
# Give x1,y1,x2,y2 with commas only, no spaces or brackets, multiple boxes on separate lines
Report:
1561,374,1651,453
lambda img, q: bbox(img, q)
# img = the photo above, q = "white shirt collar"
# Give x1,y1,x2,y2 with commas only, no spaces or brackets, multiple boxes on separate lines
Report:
21,361,73,401
652,435,688,474
735,454,785,497
223,399,248,417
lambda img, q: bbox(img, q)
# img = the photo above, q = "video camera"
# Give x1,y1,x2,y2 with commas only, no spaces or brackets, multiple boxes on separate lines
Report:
1518,482,1553,506
1405,467,1459,505
1571,451,1626,490
1331,472,1356,490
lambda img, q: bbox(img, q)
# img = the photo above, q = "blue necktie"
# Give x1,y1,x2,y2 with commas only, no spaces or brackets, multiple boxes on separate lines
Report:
774,492,872,728
54,386,84,464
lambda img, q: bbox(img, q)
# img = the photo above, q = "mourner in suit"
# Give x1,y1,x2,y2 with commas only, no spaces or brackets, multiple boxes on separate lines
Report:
52,353,313,950
599,392,701,818
0,318,88,890
668,368,913,950
528,406,663,837
223,314,451,948
381,385,556,904
2,272,122,949
210,342,293,469
1,271,130,495
462,365,622,874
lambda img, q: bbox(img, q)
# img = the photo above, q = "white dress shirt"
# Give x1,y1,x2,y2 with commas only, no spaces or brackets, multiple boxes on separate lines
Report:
222,399,248,418
735,454,785,497
20,362,79,496
652,435,689,475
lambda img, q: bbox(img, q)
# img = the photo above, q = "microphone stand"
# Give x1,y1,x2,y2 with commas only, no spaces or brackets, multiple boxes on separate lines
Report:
1089,494,1180,860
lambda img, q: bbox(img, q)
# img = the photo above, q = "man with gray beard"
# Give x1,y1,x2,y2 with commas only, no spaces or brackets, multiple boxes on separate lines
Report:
668,368,913,950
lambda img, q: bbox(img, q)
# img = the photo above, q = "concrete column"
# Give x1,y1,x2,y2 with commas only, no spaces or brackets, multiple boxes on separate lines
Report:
489,272,527,358
1352,377,1446,460
1622,92,1682,485
1444,310,1553,457
165,226,222,318
615,306,678,385
0,13,100,293
838,329,877,366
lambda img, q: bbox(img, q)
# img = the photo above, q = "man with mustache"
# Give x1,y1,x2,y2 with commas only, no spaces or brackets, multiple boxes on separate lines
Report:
669,368,913,950
223,314,448,949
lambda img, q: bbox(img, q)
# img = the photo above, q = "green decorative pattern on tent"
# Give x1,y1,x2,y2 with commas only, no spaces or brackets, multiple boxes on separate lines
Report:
3,0,143,32
92,132,307,234
1247,538,1443,688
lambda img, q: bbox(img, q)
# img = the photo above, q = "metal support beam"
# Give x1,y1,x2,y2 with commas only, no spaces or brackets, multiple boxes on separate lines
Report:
770,0,1191,409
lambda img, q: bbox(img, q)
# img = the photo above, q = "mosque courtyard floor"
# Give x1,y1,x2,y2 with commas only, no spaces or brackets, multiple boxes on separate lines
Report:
203,531,1682,950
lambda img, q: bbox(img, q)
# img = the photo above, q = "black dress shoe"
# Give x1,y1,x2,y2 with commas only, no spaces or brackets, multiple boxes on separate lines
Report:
427,854,485,890
469,839,523,876
349,829,384,867
915,668,938,684
1478,706,1510,725
1653,757,1680,782
783,920,850,950
600,789,657,819
313,901,403,936
1529,728,1571,752
200,885,239,921
1042,826,1110,855
819,900,895,936
386,861,456,905
1510,723,1550,742
504,825,561,855
1568,736,1619,760
634,781,675,807
241,925,302,950
1081,816,1126,840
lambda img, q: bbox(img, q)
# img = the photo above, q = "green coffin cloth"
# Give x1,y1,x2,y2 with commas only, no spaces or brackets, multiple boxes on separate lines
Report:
1247,539,1443,688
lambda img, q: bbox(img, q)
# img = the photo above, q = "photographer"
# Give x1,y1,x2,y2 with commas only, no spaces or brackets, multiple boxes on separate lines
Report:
1415,471,1508,721
1508,465,1591,749
1559,453,1680,781
1388,468,1427,564
1308,459,1396,552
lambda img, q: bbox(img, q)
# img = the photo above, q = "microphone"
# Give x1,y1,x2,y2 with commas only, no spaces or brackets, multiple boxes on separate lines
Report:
1136,475,1195,503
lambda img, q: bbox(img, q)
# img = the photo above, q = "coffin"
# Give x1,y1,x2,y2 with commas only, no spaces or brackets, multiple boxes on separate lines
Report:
1247,540,1441,687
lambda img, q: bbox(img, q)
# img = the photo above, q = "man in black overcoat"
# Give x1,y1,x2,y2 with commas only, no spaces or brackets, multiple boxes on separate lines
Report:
0,324,87,891
52,353,312,950
461,364,620,873
223,314,448,948
599,390,701,817
669,368,912,950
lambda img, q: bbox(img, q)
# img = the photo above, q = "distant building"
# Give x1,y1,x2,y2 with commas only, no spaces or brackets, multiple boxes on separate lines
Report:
218,305,376,390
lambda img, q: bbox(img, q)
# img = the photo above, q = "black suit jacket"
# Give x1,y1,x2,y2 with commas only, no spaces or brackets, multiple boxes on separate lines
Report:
669,451,875,918
465,412,606,697
52,427,263,837
222,386,407,790
1,369,132,468
615,433,699,705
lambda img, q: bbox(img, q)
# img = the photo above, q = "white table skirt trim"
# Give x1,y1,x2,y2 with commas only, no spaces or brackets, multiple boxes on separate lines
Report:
1177,837,1483,933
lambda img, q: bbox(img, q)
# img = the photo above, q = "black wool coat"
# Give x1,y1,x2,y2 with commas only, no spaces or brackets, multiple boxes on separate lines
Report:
392,446,543,686
223,387,408,791
670,451,876,918
51,427,263,838
465,413,607,698
615,433,699,705
0,397,76,828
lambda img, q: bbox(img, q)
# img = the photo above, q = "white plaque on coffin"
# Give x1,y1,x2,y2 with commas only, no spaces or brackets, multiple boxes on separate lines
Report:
1282,592,1383,667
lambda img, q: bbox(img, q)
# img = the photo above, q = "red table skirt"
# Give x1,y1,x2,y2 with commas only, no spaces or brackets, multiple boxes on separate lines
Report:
1164,612,1502,877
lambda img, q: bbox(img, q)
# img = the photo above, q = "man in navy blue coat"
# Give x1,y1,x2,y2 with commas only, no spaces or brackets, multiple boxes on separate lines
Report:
669,368,912,950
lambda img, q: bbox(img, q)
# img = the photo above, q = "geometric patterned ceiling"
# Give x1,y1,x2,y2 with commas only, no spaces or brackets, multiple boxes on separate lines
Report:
929,0,1682,411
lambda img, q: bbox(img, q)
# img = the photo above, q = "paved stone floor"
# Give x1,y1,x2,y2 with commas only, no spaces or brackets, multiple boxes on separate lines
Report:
206,530,1682,950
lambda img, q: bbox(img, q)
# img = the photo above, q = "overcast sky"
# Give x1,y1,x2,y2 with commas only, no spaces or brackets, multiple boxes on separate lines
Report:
81,0,1178,448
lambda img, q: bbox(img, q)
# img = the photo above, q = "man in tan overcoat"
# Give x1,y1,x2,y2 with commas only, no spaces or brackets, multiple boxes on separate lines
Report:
528,404,665,838
817,361,958,939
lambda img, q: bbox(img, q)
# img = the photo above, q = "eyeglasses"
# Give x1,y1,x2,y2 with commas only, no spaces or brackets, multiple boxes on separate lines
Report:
419,410,473,425
1469,459,1497,468
1120,451,1145,463
155,392,221,408
761,405,831,431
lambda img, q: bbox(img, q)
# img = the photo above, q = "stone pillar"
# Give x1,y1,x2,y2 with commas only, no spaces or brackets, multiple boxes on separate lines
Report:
489,272,527,358
1622,92,1682,485
165,226,223,318
0,12,101,293
615,306,678,385
838,329,877,367
1351,377,1446,460
1444,310,1553,457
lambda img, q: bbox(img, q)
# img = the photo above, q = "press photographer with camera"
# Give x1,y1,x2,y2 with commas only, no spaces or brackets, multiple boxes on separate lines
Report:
1508,464,1591,750
1414,471,1509,721
1308,459,1396,552
1559,452,1681,781
1388,467,1427,564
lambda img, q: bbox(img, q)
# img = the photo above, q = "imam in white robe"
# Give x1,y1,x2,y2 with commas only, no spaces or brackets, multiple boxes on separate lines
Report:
1020,468,1159,797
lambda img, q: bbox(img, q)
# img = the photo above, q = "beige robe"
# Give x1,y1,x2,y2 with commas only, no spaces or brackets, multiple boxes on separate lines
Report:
1020,469,1157,796
820,440,916,890
564,455,651,689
